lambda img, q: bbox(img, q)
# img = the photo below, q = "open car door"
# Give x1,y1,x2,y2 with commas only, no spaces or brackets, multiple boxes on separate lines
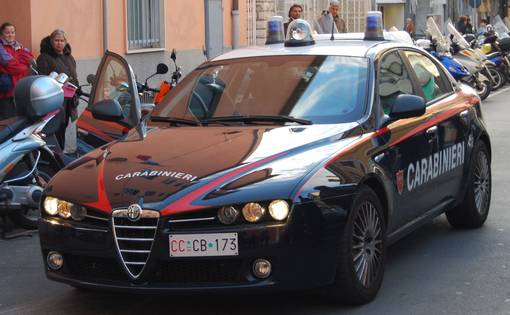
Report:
76,51,141,153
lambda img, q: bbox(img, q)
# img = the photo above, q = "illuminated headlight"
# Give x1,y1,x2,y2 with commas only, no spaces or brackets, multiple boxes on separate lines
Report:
218,206,240,225
242,203,266,223
43,197,87,220
268,200,289,221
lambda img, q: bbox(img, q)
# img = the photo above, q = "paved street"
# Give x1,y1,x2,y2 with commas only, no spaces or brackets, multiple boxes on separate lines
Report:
1,87,510,315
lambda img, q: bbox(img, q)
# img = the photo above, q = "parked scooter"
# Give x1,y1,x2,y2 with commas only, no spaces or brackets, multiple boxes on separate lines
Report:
154,49,183,104
73,62,168,159
447,21,504,91
425,17,492,100
0,74,65,231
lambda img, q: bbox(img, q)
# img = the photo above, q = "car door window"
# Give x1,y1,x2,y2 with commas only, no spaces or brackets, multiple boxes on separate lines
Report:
404,51,452,103
378,51,415,114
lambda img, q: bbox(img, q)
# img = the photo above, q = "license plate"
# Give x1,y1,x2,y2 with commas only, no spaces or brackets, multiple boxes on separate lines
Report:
169,233,238,257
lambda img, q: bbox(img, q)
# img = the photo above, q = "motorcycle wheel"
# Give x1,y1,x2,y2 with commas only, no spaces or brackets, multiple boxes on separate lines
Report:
8,164,57,229
487,66,505,90
475,79,491,101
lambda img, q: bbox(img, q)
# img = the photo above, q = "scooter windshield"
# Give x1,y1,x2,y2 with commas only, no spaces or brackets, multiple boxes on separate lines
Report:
447,22,470,50
493,15,509,39
426,17,450,53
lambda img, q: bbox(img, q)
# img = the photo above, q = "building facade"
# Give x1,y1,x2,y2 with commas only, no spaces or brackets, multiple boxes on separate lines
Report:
0,0,249,84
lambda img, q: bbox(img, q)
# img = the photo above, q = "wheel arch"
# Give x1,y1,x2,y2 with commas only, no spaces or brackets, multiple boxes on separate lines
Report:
358,175,390,225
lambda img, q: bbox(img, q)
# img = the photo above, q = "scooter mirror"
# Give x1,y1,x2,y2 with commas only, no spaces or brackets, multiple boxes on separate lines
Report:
171,49,177,61
156,63,169,75
86,74,96,85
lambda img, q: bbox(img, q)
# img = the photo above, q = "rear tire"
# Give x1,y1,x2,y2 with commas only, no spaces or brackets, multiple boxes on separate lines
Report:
327,186,386,305
446,141,491,228
487,66,505,90
8,164,57,229
476,79,491,100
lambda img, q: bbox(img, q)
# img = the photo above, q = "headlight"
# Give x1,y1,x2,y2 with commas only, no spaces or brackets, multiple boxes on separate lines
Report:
218,206,239,225
43,197,87,220
43,197,59,216
242,202,266,223
268,200,289,221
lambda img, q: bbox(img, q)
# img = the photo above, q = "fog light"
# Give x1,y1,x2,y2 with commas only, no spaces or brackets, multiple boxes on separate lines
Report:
252,258,271,279
47,251,64,270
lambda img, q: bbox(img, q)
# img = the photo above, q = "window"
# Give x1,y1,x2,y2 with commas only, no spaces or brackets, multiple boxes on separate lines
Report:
127,0,164,50
404,51,452,102
378,51,415,114
152,55,369,124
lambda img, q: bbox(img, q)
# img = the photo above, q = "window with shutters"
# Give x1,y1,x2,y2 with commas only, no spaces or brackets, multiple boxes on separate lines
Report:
126,0,165,51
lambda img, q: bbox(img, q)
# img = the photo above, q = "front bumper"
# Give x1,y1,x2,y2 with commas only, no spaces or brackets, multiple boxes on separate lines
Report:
39,200,352,293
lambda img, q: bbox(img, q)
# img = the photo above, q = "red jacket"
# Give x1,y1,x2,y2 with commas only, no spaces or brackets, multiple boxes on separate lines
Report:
0,39,33,98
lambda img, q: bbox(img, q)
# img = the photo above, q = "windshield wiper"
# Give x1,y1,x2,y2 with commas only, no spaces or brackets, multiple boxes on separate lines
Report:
201,115,312,125
150,116,201,126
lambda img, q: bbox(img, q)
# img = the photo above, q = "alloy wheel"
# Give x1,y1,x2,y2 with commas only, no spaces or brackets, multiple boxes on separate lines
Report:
352,201,383,288
473,150,490,215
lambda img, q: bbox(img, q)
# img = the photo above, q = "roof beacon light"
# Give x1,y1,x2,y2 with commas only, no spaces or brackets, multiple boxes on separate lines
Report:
265,16,285,45
364,11,384,41
285,19,315,47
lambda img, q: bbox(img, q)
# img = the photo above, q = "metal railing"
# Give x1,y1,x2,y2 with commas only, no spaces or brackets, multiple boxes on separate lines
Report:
127,0,163,50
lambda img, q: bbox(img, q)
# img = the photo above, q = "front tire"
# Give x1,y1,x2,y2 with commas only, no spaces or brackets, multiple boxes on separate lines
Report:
487,66,505,90
446,141,491,228
328,186,386,305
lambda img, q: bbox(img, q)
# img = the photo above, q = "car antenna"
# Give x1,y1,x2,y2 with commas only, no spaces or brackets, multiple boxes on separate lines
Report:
330,15,335,41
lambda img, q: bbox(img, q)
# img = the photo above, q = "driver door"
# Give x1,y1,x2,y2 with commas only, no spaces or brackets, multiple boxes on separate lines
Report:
77,51,141,151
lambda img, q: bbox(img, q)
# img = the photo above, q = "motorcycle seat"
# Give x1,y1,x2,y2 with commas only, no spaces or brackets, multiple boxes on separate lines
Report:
0,116,30,144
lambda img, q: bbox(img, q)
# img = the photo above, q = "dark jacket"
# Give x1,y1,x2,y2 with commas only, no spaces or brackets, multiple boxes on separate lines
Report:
36,36,78,86
0,38,33,98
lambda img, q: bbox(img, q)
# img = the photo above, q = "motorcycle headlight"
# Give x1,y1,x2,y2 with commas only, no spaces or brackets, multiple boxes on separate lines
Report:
43,197,87,221
242,203,266,223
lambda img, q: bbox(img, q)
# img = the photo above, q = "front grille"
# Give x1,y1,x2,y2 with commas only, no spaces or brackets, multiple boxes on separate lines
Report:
65,254,126,281
112,209,159,278
152,259,246,284
167,208,220,230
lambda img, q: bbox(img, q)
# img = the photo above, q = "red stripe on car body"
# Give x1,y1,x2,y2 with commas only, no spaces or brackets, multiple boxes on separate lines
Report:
160,152,287,216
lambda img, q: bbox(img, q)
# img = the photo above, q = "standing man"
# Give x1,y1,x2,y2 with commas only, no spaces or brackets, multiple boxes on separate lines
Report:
284,4,303,36
316,0,347,34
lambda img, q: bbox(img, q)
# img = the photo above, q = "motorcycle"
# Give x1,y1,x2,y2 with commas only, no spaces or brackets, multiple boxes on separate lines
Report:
425,17,492,100
0,73,65,231
447,21,504,91
74,62,169,160
154,49,183,104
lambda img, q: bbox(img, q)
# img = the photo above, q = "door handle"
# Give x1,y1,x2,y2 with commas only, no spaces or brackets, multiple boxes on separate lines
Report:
426,126,438,134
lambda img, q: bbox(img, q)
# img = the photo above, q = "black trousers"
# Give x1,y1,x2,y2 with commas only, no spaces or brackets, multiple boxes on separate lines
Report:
0,97,17,120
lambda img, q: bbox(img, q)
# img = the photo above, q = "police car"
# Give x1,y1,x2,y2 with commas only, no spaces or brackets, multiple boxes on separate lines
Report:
39,12,491,304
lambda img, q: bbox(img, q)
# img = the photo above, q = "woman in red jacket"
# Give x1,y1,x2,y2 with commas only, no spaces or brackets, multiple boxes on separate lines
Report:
0,22,33,120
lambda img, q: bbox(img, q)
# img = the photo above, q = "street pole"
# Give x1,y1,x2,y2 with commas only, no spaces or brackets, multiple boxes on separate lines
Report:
103,0,108,51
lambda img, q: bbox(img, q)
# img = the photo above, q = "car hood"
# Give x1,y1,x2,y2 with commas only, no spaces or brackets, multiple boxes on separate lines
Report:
46,123,361,215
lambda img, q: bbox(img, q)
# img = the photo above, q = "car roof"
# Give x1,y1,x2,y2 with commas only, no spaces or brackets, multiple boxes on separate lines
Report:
212,32,416,61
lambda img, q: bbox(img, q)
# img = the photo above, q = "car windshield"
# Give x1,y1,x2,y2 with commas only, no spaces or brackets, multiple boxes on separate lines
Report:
152,55,369,124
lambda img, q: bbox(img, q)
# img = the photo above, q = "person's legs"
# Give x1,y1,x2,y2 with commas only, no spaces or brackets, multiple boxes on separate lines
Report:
0,98,17,120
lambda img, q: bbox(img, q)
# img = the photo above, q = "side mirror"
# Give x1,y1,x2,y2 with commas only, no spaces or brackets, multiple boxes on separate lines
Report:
389,94,426,119
86,74,96,85
170,49,177,61
90,99,124,122
156,63,169,75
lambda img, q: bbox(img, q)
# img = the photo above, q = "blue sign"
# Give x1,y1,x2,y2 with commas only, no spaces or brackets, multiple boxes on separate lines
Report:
469,0,481,8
